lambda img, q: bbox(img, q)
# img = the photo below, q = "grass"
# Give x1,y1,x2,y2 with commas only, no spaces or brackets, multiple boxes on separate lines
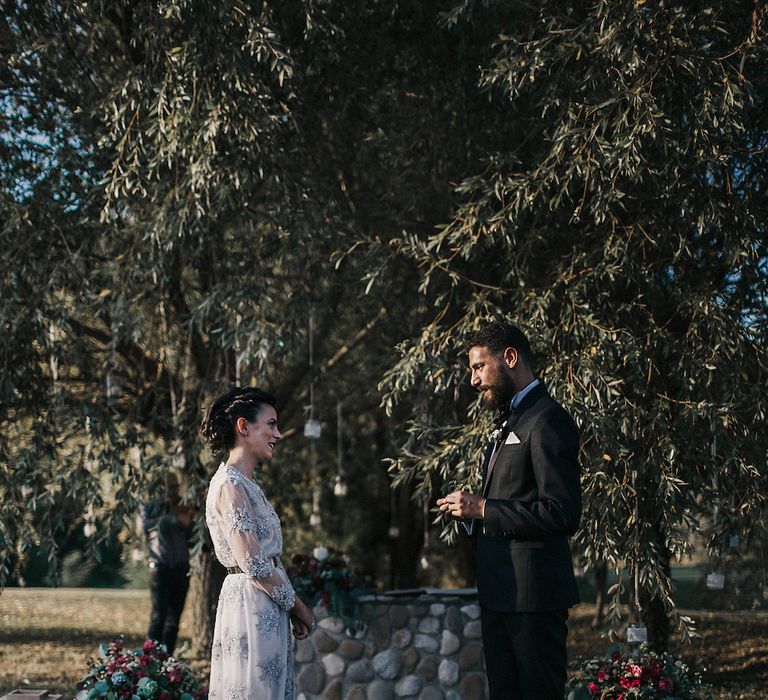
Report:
1,588,767,699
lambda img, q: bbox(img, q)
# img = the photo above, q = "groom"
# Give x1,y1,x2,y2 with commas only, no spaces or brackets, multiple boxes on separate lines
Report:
437,321,581,699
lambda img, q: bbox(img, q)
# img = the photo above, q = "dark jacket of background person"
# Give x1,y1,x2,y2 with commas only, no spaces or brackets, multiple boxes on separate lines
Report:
141,491,196,655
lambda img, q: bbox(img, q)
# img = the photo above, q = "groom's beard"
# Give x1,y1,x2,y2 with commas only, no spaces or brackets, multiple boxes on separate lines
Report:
481,372,516,412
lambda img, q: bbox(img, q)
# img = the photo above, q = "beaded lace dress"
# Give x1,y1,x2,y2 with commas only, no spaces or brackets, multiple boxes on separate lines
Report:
205,464,296,700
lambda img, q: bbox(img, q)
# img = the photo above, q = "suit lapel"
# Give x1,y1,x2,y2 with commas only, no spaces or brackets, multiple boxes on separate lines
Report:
482,411,523,497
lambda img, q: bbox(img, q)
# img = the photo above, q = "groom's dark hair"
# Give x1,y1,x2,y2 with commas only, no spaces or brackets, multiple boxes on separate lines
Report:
466,321,533,366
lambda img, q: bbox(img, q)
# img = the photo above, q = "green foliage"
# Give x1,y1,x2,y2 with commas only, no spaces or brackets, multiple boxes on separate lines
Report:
379,0,768,640
1,0,766,650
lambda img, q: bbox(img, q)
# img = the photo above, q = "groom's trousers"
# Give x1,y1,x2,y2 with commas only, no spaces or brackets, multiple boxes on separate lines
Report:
480,607,569,700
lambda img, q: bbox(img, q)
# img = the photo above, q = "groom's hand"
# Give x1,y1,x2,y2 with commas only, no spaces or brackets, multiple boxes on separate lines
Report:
437,490,485,520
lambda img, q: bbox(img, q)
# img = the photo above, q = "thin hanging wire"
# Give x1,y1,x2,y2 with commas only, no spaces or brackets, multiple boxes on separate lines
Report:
633,468,642,620
309,313,315,421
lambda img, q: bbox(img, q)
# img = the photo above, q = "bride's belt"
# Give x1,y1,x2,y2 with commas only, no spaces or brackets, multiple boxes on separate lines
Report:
226,557,281,575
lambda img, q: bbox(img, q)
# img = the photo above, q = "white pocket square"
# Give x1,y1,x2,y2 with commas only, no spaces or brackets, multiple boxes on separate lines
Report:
504,431,521,445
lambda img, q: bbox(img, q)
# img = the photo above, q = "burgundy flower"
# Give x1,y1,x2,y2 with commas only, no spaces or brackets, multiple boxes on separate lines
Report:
588,682,599,694
142,640,156,653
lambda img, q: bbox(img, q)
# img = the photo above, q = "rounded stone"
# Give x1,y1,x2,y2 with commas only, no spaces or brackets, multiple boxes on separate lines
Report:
295,638,316,663
297,663,326,695
439,630,460,656
463,620,483,639
319,616,347,634
429,603,446,616
408,604,428,617
344,687,366,700
315,629,340,653
370,616,392,649
395,675,423,697
324,678,342,700
373,648,402,680
419,688,444,700
459,672,488,700
444,607,463,634
438,659,459,687
402,647,420,673
368,680,395,700
417,616,440,634
347,659,375,683
416,656,437,681
392,628,413,649
339,638,365,660
322,653,345,677
458,642,483,670
460,603,481,620
414,634,439,653
390,605,410,629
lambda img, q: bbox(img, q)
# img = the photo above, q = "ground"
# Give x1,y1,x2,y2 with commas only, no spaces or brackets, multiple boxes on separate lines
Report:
1,588,766,698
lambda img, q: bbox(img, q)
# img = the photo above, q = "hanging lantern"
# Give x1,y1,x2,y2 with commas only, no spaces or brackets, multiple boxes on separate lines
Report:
333,474,348,497
626,623,648,644
309,511,322,527
388,524,400,539
304,419,322,439
706,571,725,590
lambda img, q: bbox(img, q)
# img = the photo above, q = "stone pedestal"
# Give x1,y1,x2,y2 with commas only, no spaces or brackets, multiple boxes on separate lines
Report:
295,589,489,700
1,691,62,700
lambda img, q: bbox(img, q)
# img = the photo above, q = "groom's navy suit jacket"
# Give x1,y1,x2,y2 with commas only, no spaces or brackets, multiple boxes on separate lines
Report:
474,383,581,612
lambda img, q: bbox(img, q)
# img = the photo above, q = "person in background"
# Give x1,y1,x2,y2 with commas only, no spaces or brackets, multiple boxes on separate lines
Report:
141,470,197,655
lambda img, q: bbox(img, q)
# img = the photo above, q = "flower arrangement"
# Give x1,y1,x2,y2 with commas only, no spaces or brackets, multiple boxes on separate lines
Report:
76,637,207,700
287,546,374,624
567,648,709,700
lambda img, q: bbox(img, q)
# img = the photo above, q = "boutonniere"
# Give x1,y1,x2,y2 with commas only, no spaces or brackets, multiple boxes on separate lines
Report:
489,428,503,443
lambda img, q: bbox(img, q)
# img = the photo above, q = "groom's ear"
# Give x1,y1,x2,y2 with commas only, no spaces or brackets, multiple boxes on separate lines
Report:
503,346,519,369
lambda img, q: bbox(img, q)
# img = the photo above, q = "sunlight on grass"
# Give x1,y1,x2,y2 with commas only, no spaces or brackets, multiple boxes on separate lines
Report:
0,588,196,696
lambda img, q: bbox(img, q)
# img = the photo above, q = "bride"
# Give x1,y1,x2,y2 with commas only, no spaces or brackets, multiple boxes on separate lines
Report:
200,386,313,699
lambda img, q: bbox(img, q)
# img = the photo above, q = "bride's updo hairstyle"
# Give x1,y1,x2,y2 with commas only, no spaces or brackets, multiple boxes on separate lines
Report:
200,386,277,453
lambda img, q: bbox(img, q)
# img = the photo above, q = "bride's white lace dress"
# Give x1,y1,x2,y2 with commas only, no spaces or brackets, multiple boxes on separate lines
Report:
206,464,296,700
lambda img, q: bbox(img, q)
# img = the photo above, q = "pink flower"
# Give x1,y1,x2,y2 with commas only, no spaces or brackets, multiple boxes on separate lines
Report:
142,640,156,653
588,682,600,694
659,677,673,693
620,676,632,689
597,669,607,682
138,655,151,667
168,668,182,684
628,663,643,678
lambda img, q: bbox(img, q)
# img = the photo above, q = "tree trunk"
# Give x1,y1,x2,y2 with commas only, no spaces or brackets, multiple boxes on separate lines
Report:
639,537,672,652
189,548,227,658
591,560,608,628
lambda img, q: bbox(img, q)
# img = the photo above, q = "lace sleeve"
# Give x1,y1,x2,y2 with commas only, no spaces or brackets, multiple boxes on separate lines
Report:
214,478,296,611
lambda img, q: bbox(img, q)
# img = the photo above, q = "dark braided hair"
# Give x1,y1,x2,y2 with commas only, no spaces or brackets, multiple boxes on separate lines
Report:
200,386,277,453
